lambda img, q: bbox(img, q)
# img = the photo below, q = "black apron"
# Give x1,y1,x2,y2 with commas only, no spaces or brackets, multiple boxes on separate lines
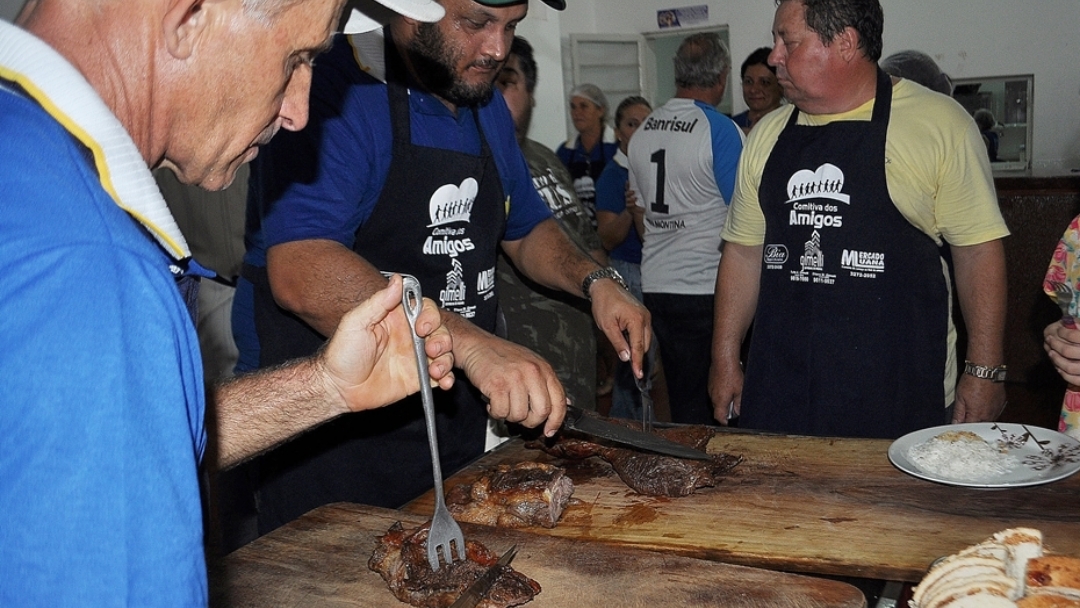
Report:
252,33,505,532
740,69,948,439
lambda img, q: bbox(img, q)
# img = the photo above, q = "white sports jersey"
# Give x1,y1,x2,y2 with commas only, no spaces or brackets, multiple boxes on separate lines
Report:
628,97,744,295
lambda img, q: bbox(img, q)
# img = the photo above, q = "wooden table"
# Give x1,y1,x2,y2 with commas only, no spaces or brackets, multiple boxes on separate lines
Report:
403,430,1080,583
209,503,867,607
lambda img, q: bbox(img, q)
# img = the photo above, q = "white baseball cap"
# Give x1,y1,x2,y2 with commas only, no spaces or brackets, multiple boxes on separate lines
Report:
342,0,446,34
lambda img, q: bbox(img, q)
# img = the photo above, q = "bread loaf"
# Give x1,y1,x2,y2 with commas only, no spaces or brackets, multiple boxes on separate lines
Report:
909,529,1079,608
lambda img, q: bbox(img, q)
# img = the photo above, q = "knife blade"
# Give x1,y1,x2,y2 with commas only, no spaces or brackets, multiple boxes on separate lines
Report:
635,353,654,433
562,405,712,460
449,545,517,608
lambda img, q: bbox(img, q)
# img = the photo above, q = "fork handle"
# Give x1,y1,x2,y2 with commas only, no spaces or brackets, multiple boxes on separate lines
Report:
396,275,447,499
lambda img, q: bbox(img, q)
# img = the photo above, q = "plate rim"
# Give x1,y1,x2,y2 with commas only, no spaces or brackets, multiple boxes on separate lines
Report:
887,422,1080,488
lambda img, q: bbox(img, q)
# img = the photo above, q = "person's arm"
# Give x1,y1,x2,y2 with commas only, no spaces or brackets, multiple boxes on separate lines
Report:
266,238,568,437
709,242,762,423
596,209,631,252
950,239,1008,423
210,275,453,469
502,218,652,378
594,165,634,252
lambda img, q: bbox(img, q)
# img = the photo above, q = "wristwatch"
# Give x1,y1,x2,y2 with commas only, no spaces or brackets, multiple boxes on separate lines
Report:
964,361,1007,383
581,267,629,301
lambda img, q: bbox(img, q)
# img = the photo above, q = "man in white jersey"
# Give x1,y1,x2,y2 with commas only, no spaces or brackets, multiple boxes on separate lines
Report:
710,0,1008,438
627,32,744,424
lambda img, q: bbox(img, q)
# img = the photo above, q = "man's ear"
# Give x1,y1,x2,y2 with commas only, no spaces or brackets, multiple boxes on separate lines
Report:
163,0,208,60
715,69,729,97
836,26,861,62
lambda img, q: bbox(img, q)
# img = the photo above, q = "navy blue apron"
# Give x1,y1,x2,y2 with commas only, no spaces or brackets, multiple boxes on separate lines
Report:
252,32,505,532
740,69,948,439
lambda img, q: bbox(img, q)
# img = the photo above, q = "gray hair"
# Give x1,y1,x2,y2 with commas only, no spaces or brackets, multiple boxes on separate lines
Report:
242,0,302,23
881,50,953,95
674,32,731,89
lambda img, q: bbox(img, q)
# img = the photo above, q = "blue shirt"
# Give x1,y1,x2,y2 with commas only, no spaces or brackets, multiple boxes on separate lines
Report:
1,79,207,605
243,33,552,270
594,155,643,264
554,136,618,177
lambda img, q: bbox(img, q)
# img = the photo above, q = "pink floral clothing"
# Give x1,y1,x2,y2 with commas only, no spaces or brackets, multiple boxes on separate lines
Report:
1043,214,1080,438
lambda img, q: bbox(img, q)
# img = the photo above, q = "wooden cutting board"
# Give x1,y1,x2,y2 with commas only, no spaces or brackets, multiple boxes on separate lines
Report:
403,431,1080,583
209,503,866,607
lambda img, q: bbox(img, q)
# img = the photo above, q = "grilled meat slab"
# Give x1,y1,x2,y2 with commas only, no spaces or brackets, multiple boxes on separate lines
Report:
528,425,741,497
446,462,574,529
369,521,540,608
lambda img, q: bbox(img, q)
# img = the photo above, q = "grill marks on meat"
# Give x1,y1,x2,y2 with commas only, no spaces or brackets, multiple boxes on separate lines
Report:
369,521,541,608
446,462,574,529
528,425,742,497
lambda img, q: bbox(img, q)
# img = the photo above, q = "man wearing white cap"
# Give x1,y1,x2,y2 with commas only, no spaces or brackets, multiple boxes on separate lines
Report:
0,0,458,604
239,0,652,533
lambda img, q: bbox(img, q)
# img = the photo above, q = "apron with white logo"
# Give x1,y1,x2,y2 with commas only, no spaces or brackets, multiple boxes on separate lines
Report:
740,69,948,439
253,33,505,530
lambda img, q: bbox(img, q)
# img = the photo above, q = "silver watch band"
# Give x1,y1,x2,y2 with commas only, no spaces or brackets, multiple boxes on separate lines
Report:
581,267,628,301
963,361,1007,382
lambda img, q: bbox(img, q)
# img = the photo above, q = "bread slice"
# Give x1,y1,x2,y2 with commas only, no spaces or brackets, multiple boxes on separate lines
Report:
1027,556,1080,591
913,559,1010,606
959,539,1009,562
923,587,1017,608
920,575,1017,608
1017,592,1080,608
997,528,1045,595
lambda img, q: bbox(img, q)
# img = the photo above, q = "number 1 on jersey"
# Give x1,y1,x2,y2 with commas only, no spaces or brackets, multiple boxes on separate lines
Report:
650,149,668,214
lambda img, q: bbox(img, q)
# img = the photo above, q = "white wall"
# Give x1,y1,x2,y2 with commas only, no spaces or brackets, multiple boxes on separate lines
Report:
543,0,1080,172
516,2,570,150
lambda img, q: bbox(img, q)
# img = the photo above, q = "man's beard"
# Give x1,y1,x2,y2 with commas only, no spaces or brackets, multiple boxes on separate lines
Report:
406,22,499,107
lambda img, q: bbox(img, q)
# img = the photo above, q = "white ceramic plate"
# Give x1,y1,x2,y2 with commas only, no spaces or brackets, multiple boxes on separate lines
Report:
888,423,1080,488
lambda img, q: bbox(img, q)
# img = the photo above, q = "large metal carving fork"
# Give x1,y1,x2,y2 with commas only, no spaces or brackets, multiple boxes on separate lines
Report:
394,273,465,571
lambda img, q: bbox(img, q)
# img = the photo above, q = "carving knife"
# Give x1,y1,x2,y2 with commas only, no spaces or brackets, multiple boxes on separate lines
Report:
562,405,712,460
635,353,655,433
449,545,517,608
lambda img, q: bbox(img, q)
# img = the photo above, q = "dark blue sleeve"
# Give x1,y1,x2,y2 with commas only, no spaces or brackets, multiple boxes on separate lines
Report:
601,141,618,164
253,38,389,255
555,142,573,167
594,161,627,214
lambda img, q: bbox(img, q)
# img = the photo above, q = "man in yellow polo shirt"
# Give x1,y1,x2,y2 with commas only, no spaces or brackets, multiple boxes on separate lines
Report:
710,0,1008,438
